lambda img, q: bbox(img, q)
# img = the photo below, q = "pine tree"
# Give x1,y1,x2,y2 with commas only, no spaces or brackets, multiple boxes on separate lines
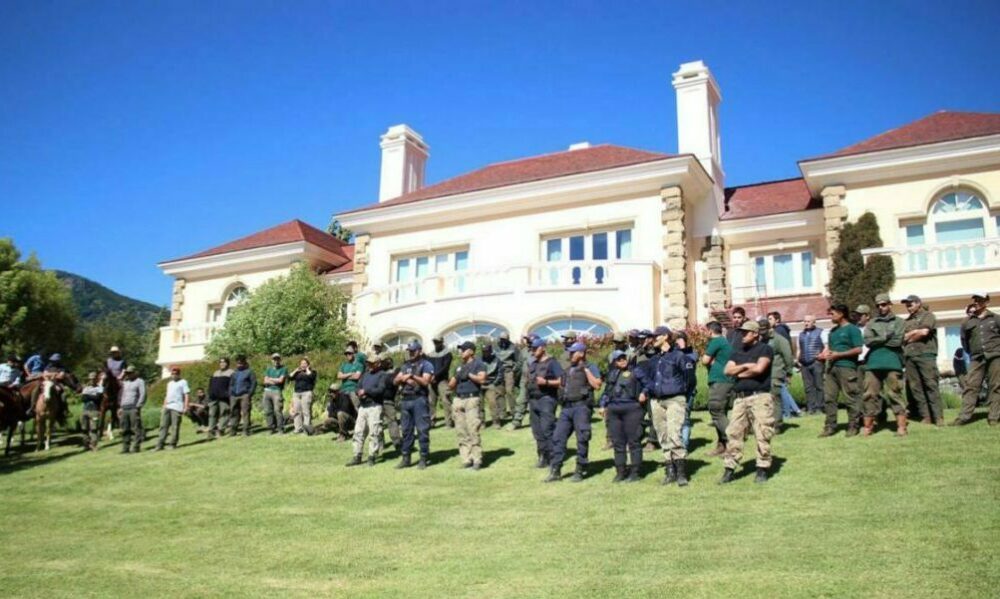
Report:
326,218,353,243
828,212,895,311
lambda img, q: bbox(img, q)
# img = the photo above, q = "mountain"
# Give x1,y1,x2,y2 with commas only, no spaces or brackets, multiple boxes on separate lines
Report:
54,270,166,331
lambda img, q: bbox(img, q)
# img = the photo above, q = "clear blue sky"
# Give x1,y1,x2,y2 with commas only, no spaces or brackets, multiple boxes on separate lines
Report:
3,0,999,306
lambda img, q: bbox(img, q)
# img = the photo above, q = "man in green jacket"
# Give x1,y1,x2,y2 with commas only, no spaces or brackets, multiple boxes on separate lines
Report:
818,304,864,437
759,318,794,428
862,294,907,436
902,295,943,426
954,292,1000,426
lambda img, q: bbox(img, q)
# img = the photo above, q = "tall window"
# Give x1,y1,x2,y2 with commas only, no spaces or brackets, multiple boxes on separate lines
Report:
530,317,611,341
542,227,632,286
903,190,995,272
393,248,469,300
440,322,507,348
752,251,815,296
209,285,248,323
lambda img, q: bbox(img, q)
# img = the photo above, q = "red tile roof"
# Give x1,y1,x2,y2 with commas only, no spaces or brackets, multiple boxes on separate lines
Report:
735,294,830,324
810,111,1000,160
163,219,352,265
341,144,672,214
721,177,820,221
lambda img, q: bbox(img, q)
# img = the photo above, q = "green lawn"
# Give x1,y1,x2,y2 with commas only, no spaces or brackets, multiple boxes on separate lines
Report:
1,408,998,598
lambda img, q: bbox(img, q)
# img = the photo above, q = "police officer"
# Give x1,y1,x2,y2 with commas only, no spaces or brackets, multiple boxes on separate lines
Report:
901,294,943,425
394,341,435,469
601,332,632,450
817,304,864,437
862,294,907,436
450,341,487,469
639,330,690,486
545,341,602,483
525,337,563,468
600,350,644,482
481,344,505,429
426,336,453,428
495,332,522,421
720,320,775,484
954,292,1000,426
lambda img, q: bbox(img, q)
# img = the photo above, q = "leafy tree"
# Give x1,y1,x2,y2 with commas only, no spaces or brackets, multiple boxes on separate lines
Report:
326,217,353,243
206,263,352,357
828,212,895,311
0,238,79,361
74,309,168,381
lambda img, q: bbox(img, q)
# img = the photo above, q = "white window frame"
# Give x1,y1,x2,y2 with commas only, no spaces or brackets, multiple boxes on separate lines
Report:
751,249,817,297
539,226,633,264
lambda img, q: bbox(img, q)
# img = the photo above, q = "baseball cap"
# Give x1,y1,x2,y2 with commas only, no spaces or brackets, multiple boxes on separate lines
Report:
530,338,547,349
756,317,770,330
854,304,871,315
612,332,625,343
406,340,422,352
874,293,891,304
568,342,587,353
653,325,671,337
499,332,510,340
458,341,476,352
109,345,120,353
639,329,653,338
270,352,281,359
971,292,990,300
609,350,627,363
901,294,921,304
738,321,760,333
561,331,578,340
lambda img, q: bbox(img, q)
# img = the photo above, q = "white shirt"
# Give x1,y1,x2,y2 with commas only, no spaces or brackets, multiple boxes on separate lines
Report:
164,379,190,412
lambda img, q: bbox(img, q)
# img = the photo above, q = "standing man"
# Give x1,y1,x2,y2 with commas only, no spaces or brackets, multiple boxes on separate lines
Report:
394,341,434,469
862,294,906,436
380,354,402,449
118,366,146,453
228,355,256,437
207,357,233,439
798,315,826,414
495,332,522,422
289,358,317,434
154,366,189,451
639,332,690,486
347,354,387,467
762,318,797,426
450,341,487,470
481,344,505,429
335,347,364,439
545,341,602,483
80,372,104,451
426,336,453,428
726,307,748,348
720,320,775,484
262,353,288,435
525,338,563,468
901,295,943,425
954,292,1000,426
673,331,699,450
817,304,864,437
507,334,536,430
767,312,792,344
702,321,733,457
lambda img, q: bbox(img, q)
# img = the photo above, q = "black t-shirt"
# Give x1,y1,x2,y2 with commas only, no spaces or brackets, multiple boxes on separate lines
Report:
454,358,486,397
730,341,773,394
291,370,317,393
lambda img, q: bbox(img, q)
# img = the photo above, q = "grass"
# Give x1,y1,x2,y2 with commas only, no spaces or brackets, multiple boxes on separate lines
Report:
1,404,998,598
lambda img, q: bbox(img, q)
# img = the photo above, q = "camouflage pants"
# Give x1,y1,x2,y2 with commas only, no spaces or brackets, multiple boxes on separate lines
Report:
81,408,100,447
429,380,452,426
863,370,905,417
650,396,686,461
824,366,863,431
723,392,774,470
453,395,483,465
352,404,383,458
484,384,504,427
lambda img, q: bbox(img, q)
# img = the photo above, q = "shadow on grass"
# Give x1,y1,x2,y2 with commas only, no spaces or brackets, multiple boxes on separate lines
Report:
427,447,460,464
481,447,515,468
731,455,786,481
0,444,89,475
687,437,709,453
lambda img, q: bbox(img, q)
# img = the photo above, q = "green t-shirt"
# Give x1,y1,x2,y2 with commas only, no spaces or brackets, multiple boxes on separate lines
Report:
705,336,734,384
829,323,863,369
264,366,288,391
339,360,364,393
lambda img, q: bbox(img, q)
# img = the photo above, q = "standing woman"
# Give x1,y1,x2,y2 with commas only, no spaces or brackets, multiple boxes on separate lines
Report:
449,341,487,469
600,351,645,482
289,358,317,434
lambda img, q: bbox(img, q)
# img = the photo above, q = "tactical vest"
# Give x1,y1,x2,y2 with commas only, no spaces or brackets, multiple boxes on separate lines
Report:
561,363,591,403
609,368,638,403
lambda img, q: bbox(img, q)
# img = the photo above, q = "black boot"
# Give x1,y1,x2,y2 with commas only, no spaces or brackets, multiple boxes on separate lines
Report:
754,467,768,484
612,464,626,483
662,460,677,485
719,467,735,485
570,464,586,483
535,454,548,469
626,465,640,483
345,454,362,467
396,455,411,469
543,465,561,483
367,455,376,467
417,455,428,470
675,459,689,487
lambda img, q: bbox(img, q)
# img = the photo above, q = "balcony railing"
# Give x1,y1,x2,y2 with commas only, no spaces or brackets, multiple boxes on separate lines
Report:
861,238,1000,276
161,322,223,347
359,260,639,311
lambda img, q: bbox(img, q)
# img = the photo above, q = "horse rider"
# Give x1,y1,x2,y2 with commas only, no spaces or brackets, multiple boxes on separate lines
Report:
0,354,23,388
29,353,78,420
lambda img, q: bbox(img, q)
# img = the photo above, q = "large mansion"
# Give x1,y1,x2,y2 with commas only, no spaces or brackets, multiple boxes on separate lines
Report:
156,61,1000,373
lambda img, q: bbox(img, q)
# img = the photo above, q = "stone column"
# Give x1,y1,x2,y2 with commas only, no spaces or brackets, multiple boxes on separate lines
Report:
661,186,688,330
169,279,185,326
351,234,370,298
702,236,728,313
822,185,848,277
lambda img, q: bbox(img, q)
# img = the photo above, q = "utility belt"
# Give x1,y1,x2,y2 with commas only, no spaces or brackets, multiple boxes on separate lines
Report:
561,396,590,406
732,390,768,400
401,394,427,402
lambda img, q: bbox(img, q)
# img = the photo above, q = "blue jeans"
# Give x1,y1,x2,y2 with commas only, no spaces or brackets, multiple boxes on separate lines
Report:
780,383,801,417
680,392,695,450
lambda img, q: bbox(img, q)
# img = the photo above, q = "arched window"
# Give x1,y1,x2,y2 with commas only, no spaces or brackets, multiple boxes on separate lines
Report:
440,322,508,348
530,317,611,341
906,190,993,271
380,332,419,353
209,285,249,323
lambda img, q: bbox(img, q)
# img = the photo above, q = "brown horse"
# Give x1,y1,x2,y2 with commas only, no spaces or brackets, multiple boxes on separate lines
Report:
0,385,29,456
29,374,77,451
97,369,121,440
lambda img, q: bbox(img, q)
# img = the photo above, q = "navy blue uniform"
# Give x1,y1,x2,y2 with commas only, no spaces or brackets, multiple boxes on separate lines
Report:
601,365,644,469
526,357,563,462
398,358,434,458
550,361,601,469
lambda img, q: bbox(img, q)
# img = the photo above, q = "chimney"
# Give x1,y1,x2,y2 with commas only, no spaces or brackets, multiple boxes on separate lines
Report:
672,61,723,190
379,124,429,202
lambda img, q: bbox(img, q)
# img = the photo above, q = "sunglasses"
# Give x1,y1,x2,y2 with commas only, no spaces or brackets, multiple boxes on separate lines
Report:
876,302,890,307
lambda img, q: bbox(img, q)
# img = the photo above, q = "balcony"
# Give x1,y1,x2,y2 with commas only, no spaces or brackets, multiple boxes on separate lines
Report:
862,238,1000,276
157,322,222,367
